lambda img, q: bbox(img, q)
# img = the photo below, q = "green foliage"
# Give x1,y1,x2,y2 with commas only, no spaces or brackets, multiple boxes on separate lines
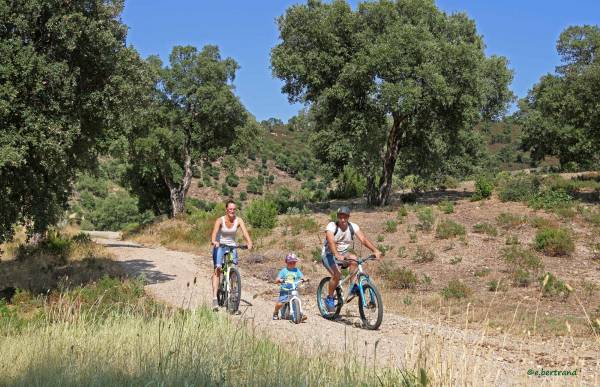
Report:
329,165,366,199
472,175,494,201
496,213,526,229
384,220,398,233
495,172,539,202
126,45,247,217
539,273,571,298
225,174,239,187
438,200,454,214
534,227,575,256
245,199,278,230
378,262,418,289
0,1,142,242
88,192,154,232
528,188,573,211
441,280,471,299
272,0,513,205
520,25,600,169
239,192,248,202
281,215,319,235
412,246,435,263
376,234,385,243
473,223,498,237
449,256,462,265
246,176,264,195
435,220,466,239
220,184,233,198
416,207,435,232
397,206,408,219
501,245,544,273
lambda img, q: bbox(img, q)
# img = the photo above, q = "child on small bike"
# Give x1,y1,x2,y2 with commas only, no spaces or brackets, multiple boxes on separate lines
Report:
273,253,307,320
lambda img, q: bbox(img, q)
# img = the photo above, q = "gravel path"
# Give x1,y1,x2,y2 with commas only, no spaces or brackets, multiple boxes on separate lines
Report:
97,235,598,386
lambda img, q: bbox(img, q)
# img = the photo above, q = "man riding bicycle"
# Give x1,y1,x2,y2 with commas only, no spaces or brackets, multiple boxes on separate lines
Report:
210,199,253,311
321,206,381,312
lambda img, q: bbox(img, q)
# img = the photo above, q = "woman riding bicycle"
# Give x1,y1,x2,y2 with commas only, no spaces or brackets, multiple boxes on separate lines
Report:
322,206,381,312
210,199,253,310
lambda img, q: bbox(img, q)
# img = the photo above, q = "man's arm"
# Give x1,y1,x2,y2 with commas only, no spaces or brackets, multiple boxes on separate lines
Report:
355,229,382,259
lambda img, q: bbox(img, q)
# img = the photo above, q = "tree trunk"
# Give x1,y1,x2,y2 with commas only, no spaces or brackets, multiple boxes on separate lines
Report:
372,113,405,206
168,143,194,217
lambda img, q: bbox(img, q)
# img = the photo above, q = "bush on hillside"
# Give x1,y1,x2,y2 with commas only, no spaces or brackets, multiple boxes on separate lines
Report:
245,198,278,230
329,165,366,199
86,191,154,231
534,227,575,256
472,174,493,200
435,220,465,239
225,174,239,187
496,172,538,202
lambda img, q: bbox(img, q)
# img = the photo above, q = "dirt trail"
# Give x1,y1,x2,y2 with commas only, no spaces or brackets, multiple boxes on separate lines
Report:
96,234,598,386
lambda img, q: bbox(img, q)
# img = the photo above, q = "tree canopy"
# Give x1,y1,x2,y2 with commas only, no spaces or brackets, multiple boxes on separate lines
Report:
126,45,248,216
520,25,600,169
0,0,141,242
271,0,513,204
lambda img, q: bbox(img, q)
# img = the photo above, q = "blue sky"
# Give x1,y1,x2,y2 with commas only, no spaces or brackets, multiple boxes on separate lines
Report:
122,1,600,122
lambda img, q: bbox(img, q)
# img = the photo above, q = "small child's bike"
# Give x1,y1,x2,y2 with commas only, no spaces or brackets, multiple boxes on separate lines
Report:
216,243,247,314
279,279,308,324
316,255,383,330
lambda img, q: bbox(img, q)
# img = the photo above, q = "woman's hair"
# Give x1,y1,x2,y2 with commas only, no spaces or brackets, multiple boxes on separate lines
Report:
225,199,236,208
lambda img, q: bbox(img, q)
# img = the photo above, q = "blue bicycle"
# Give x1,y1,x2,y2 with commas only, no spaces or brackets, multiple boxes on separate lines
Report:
316,255,383,330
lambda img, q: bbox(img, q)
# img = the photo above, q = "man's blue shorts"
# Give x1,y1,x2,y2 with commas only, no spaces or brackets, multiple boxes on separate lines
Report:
322,251,348,272
212,246,238,268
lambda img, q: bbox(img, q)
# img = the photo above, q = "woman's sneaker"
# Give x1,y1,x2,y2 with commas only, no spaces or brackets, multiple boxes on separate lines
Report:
212,298,219,311
325,296,336,312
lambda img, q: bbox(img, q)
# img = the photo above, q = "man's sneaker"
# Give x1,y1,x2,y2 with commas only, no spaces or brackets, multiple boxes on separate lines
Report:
325,296,336,312
212,298,219,311
272,313,280,320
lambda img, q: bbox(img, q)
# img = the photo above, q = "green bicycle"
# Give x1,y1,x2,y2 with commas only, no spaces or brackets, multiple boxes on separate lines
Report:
316,255,383,330
216,244,247,314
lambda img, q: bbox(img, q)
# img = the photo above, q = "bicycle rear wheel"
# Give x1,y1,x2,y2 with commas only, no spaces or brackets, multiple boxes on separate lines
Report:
358,281,383,330
316,277,342,320
227,267,241,314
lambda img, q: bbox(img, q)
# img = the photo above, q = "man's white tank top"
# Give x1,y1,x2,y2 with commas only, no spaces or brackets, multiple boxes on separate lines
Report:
218,216,238,246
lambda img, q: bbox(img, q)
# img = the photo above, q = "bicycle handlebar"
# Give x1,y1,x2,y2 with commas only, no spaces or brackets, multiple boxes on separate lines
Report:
334,255,376,266
218,243,248,250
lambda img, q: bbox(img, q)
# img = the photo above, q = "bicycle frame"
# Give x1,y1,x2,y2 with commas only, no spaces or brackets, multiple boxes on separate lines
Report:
220,245,238,294
280,280,305,320
336,258,374,307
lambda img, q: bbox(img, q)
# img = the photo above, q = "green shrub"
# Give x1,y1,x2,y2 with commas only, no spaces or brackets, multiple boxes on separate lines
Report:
449,256,462,265
487,279,502,292
438,200,454,214
529,216,556,229
505,235,519,245
378,262,418,289
329,165,366,199
580,207,600,225
245,198,278,230
384,220,397,233
416,207,435,231
528,188,573,211
225,174,239,187
472,175,493,201
441,280,471,299
246,177,264,195
534,227,575,256
474,267,491,277
496,172,538,202
220,184,233,197
376,234,384,242
88,191,154,231
473,222,497,237
496,212,526,229
435,220,465,239
397,206,408,219
239,191,248,201
412,246,435,263
511,269,531,287
501,245,544,273
311,247,322,262
539,272,571,298
221,156,237,174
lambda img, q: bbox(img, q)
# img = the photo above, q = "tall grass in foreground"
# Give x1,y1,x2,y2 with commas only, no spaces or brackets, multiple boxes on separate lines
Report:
1,303,422,386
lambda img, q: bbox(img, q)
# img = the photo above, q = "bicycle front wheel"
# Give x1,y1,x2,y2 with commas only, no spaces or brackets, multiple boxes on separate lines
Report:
291,298,302,324
227,267,242,314
358,281,383,330
316,277,342,320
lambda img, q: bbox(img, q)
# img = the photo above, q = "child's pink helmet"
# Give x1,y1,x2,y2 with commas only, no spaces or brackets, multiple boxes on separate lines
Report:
285,253,298,263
